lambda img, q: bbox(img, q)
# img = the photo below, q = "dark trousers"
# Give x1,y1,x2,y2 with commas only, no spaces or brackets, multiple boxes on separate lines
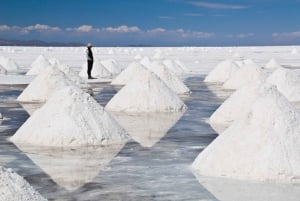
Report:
87,60,93,78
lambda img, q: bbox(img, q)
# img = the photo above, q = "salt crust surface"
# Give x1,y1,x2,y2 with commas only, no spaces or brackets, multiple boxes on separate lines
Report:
193,84,300,182
210,80,264,133
0,166,47,201
265,58,282,69
204,60,240,83
79,60,112,79
0,56,19,72
106,70,187,113
267,67,300,102
17,67,76,102
26,55,52,75
12,86,129,147
0,64,7,74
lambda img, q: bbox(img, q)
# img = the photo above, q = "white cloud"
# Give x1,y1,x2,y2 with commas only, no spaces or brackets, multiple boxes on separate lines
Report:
159,16,175,20
147,28,166,33
0,25,10,31
21,24,61,34
227,33,254,38
189,1,248,9
102,25,141,33
272,31,300,38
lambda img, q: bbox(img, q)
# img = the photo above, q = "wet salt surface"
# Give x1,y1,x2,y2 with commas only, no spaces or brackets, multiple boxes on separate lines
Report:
0,75,300,201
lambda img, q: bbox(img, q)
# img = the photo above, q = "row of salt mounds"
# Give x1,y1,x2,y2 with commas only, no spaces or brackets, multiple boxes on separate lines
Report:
193,84,300,182
0,64,7,74
223,59,265,90
106,69,187,113
209,80,264,133
0,166,47,201
100,59,122,76
204,60,240,83
17,67,76,102
0,56,19,72
11,86,129,147
26,55,52,75
267,67,300,102
163,59,188,76
264,58,282,69
79,59,112,79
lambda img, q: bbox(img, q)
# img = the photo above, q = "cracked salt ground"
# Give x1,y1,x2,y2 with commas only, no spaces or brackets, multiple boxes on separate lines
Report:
0,76,300,201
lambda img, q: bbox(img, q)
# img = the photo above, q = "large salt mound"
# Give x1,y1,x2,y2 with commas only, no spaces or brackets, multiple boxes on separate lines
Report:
267,68,300,102
111,62,149,86
210,80,263,133
0,166,47,201
222,62,264,89
11,86,129,147
106,70,187,113
56,63,89,88
163,59,185,75
79,60,112,79
26,55,52,75
0,64,7,74
100,59,122,75
193,85,300,182
0,56,19,72
204,60,239,83
148,61,191,94
265,58,282,69
17,67,75,102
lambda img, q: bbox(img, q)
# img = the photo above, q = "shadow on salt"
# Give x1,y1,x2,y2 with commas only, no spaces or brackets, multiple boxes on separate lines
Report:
110,111,185,148
13,143,125,191
193,172,300,201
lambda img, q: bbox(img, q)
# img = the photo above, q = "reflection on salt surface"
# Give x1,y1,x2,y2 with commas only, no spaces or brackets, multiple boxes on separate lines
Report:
193,172,300,201
13,143,125,191
110,111,184,147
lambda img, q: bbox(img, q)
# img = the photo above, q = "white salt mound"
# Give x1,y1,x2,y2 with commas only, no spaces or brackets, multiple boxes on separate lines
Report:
0,166,47,201
100,59,122,75
26,55,52,75
0,112,2,119
210,80,264,133
140,57,152,68
265,58,281,69
174,59,189,73
0,56,19,72
18,67,75,102
223,62,264,89
193,84,300,182
148,61,190,94
134,54,142,60
11,86,129,147
106,70,187,113
204,60,239,83
163,59,185,75
267,67,300,102
0,64,7,74
56,63,89,88
111,62,149,86
79,60,112,79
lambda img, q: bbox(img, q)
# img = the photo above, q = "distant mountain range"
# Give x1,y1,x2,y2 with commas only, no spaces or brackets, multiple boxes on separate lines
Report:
0,39,84,47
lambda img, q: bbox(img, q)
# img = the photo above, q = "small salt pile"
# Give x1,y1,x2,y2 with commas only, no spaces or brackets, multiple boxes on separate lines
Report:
210,80,264,133
140,56,152,68
204,60,239,83
26,55,52,75
18,67,75,102
148,61,191,94
0,64,7,74
79,60,112,79
11,86,129,147
163,59,185,75
265,58,281,69
106,70,187,113
267,68,300,102
111,62,149,86
100,59,122,75
0,56,19,72
223,61,264,89
174,59,189,73
0,166,47,201
193,84,300,182
56,63,89,88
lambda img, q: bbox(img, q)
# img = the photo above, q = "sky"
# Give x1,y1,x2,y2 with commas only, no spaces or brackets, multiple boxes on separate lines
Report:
0,0,300,46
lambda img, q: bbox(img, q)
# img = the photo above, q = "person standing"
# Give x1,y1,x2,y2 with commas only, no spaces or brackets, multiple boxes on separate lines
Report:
86,43,94,79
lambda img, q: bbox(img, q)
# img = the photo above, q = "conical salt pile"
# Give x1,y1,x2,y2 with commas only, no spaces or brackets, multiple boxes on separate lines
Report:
106,70,187,113
193,84,300,182
204,60,239,83
18,67,75,102
175,59,189,73
111,62,149,86
163,59,185,75
223,62,264,89
0,56,19,72
26,55,52,75
100,59,122,75
79,60,112,79
134,54,142,60
265,58,281,69
0,64,7,74
140,56,152,68
56,63,89,88
11,86,129,147
148,61,191,94
0,166,47,201
210,80,265,133
267,68,300,102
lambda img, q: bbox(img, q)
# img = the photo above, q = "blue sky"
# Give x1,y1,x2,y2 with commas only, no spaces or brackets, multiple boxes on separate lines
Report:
0,0,300,46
